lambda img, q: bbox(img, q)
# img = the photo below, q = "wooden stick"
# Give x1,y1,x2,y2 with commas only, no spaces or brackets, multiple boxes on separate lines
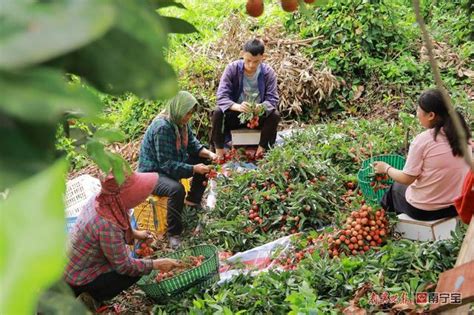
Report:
412,1,473,312
412,0,473,171
433,215,474,314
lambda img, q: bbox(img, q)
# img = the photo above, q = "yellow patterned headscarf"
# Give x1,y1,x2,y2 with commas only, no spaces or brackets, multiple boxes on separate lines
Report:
159,91,197,150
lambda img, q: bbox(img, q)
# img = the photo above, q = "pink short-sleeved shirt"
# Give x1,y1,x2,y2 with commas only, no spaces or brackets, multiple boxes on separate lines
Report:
403,129,471,210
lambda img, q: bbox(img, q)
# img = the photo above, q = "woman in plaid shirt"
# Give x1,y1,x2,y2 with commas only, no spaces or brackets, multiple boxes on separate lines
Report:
65,172,183,305
139,91,217,249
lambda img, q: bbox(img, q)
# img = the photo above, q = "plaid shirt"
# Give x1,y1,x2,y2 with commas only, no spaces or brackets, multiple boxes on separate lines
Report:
138,117,203,180
64,209,153,286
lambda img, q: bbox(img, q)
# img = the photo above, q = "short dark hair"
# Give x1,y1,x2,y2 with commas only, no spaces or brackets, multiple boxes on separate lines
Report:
243,39,265,56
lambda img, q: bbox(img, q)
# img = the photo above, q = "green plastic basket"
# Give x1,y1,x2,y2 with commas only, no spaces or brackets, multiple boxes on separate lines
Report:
137,244,219,301
357,154,406,205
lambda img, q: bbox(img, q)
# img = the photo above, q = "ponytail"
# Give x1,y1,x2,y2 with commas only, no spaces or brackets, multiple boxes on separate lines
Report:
419,89,471,157
434,110,471,157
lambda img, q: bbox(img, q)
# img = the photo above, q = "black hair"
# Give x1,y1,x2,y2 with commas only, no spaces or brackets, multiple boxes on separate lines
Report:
243,39,265,56
418,88,471,157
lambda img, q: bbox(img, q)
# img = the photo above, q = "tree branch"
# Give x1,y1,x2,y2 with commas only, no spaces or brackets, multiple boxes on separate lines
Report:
412,0,473,171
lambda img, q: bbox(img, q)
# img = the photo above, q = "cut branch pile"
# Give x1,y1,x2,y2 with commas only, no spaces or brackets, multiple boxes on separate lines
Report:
420,41,474,102
69,15,340,179
184,14,340,118
420,41,474,82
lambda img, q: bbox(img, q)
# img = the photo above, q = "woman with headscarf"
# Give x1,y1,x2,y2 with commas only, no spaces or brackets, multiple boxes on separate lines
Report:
138,91,217,249
65,172,183,307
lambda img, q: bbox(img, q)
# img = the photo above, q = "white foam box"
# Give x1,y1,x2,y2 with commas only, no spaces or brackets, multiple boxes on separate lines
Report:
231,129,261,146
394,213,458,241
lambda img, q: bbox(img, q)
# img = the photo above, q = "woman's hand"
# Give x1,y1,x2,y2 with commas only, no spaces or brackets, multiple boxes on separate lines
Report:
208,152,219,164
152,258,184,272
198,148,218,162
193,163,210,174
373,161,390,174
133,229,155,241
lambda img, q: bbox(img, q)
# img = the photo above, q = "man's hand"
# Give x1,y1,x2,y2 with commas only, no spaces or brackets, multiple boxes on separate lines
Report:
152,258,184,272
240,102,252,113
231,102,251,113
193,163,210,174
256,103,264,111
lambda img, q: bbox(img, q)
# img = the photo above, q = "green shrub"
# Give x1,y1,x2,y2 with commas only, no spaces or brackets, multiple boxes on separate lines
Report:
102,93,165,140
287,0,418,79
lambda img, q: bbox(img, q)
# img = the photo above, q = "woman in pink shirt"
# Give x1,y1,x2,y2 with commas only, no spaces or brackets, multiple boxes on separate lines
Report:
374,89,472,221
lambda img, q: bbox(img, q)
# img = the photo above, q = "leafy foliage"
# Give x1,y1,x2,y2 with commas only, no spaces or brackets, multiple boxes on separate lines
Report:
421,0,473,45
0,0,195,313
288,0,417,76
101,93,165,140
285,0,472,115
163,224,465,313
0,160,69,314
186,118,407,254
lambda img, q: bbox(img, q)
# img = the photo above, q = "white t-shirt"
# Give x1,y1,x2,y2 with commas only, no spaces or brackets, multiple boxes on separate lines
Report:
238,65,261,104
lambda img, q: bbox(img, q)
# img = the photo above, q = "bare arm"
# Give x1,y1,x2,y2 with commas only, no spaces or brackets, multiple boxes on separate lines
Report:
198,148,217,160
387,167,417,185
373,161,417,186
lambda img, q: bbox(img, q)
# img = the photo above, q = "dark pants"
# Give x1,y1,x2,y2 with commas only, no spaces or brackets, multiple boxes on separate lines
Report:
381,182,458,221
70,271,140,302
211,108,281,149
154,155,207,236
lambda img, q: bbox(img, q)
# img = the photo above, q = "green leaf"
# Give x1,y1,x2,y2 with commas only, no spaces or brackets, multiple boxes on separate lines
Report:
0,0,116,69
44,0,180,99
93,128,127,143
106,152,131,185
223,307,234,315
161,16,198,34
398,112,416,126
48,29,178,99
0,117,58,190
78,115,114,125
153,0,186,10
86,140,111,172
115,0,169,56
36,280,88,315
0,159,68,315
192,299,205,309
0,68,102,123
69,127,90,146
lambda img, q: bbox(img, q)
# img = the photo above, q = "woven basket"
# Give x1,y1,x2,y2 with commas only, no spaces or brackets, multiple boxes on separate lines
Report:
137,244,219,301
357,154,406,205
